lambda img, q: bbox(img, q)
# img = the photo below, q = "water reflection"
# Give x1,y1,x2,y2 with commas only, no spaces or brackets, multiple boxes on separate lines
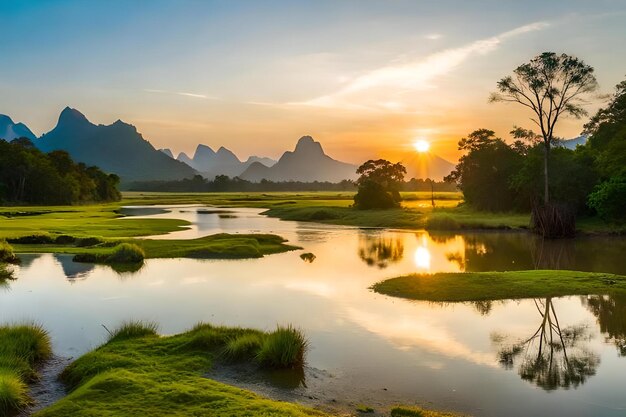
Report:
583,294,626,356
494,298,599,390
357,232,404,268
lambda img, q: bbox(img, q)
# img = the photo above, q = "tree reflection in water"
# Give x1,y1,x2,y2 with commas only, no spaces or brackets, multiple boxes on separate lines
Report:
582,294,626,356
494,297,599,390
357,233,404,268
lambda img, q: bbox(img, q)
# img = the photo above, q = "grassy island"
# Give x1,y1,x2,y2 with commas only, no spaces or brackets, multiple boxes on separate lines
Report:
371,270,626,302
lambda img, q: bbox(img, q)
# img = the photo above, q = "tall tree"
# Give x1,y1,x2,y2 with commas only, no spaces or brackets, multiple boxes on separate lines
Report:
490,52,598,204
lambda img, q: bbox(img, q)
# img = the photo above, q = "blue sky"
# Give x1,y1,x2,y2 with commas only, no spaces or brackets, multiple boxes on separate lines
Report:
1,0,625,162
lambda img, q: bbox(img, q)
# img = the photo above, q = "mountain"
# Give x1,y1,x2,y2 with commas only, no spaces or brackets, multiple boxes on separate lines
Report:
0,114,37,141
244,156,276,167
558,135,587,150
175,144,276,179
240,136,357,182
36,107,196,182
401,153,455,181
159,148,174,158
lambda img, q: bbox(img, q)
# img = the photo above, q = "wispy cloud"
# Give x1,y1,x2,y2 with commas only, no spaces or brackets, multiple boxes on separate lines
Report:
294,21,549,110
144,89,218,100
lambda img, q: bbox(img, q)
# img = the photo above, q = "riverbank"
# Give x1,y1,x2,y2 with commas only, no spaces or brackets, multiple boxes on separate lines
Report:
371,270,626,302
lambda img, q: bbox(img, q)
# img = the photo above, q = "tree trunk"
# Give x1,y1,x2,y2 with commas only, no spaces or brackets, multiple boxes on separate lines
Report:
543,145,550,206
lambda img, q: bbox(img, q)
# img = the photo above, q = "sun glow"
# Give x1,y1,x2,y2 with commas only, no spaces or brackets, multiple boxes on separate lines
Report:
413,139,430,153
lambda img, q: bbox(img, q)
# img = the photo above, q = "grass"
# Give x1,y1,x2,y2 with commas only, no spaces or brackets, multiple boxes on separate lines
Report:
12,233,299,261
372,270,626,302
256,325,309,369
0,240,19,264
0,323,52,415
106,321,159,342
35,322,326,417
390,406,465,417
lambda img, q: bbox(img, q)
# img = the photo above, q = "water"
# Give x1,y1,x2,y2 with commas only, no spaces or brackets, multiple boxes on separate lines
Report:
2,206,626,416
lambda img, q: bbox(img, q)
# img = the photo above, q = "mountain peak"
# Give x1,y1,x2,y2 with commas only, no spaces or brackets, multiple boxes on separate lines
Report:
58,107,90,127
294,135,324,155
0,114,14,125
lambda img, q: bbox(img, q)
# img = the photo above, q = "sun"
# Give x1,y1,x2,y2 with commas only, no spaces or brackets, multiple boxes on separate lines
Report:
413,139,430,153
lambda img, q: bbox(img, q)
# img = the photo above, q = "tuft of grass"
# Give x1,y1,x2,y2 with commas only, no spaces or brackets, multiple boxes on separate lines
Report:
256,325,308,369
390,406,465,417
107,321,158,343
356,404,374,413
424,214,460,230
75,237,104,247
7,234,55,245
106,243,145,264
0,240,19,264
0,323,52,415
0,371,29,416
372,270,626,302
223,333,266,362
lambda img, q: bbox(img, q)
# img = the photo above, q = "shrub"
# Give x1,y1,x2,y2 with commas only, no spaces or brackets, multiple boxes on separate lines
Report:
106,243,145,264
0,241,19,264
107,321,158,342
223,334,265,362
354,180,399,210
588,176,626,223
76,237,104,247
7,234,54,244
54,235,76,245
256,325,308,369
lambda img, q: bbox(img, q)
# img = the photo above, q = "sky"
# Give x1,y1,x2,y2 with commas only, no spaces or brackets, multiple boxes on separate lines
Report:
1,0,625,163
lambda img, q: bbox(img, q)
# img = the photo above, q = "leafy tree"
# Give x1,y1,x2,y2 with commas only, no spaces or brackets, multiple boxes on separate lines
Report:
490,52,598,204
587,176,626,223
353,159,406,209
445,129,524,211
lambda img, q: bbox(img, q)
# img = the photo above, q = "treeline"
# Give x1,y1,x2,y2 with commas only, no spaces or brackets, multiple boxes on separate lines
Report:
0,138,121,204
127,174,456,193
446,79,626,223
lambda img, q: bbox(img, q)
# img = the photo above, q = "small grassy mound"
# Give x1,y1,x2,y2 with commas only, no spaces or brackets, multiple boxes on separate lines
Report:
106,243,145,263
372,270,626,302
390,406,464,417
107,321,158,343
0,241,19,264
39,322,325,417
257,325,308,369
223,333,266,362
0,323,52,415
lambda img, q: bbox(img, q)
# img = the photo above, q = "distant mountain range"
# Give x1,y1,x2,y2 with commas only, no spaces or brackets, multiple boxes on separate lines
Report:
36,107,195,181
169,144,277,179
240,136,358,182
558,135,587,150
0,115,36,141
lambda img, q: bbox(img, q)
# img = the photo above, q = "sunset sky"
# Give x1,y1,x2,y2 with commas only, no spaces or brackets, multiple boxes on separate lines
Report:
1,0,625,163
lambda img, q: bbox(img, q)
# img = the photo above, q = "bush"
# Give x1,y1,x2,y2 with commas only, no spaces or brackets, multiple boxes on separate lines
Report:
588,176,626,223
107,321,158,342
223,334,265,362
256,325,308,369
54,235,76,245
354,180,399,210
7,234,54,245
106,243,145,263
76,237,104,247
0,241,19,264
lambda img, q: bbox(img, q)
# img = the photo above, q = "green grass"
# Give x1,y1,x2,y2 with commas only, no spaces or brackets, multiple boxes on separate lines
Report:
222,333,266,362
35,322,326,417
0,323,52,415
372,270,626,302
0,240,19,264
390,406,465,417
356,404,375,413
106,321,159,343
12,233,299,261
256,325,309,369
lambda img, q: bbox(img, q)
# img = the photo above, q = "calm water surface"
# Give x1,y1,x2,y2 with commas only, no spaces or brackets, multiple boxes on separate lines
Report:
2,206,626,416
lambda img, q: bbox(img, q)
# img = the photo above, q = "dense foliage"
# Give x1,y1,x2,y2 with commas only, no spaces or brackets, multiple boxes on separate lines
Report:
447,77,626,222
353,159,406,209
0,138,121,204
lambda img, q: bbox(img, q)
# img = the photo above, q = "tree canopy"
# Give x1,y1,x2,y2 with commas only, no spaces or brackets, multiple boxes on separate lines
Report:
354,159,406,209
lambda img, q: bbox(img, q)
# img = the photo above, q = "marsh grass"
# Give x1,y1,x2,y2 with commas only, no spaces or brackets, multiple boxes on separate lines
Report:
107,321,158,342
0,241,19,264
41,322,324,417
222,333,266,362
0,323,52,415
106,243,145,263
256,325,308,369
390,406,464,417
